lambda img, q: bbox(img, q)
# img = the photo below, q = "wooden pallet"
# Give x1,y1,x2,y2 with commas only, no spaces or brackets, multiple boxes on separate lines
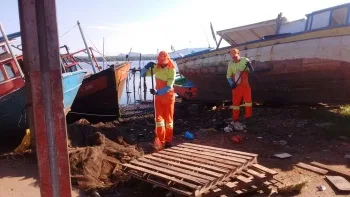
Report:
122,143,269,197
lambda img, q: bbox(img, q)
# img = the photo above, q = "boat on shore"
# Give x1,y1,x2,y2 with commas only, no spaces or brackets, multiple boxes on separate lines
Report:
60,47,130,122
0,32,86,132
174,3,350,104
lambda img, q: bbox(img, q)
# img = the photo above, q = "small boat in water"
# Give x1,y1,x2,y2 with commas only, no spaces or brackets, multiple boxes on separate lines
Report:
175,3,350,104
0,32,86,131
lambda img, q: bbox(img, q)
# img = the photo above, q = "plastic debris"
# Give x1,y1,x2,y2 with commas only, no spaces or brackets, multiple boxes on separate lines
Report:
317,185,326,191
184,131,194,140
232,135,243,143
274,153,292,159
279,140,288,146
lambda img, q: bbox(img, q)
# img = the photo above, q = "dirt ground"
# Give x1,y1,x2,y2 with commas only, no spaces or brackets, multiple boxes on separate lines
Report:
1,99,350,197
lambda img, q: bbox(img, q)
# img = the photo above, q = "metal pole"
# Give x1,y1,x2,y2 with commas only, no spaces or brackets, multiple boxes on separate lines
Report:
18,0,72,197
0,23,24,78
77,21,96,73
102,37,104,70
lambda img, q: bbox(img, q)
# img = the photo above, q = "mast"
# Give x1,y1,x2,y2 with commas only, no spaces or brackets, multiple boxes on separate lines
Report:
77,21,96,73
103,37,105,69
0,23,24,78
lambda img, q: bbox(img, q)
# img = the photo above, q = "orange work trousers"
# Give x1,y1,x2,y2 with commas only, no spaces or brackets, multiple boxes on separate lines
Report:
154,100,174,147
232,85,252,121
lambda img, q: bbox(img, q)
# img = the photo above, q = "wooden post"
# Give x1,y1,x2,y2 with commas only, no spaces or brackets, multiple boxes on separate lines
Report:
18,0,72,197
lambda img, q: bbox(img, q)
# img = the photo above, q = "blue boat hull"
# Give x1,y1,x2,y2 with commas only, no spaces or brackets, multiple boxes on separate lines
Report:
0,70,86,131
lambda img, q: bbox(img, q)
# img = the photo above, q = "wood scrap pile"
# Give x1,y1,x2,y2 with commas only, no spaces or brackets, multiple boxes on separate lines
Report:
122,143,279,196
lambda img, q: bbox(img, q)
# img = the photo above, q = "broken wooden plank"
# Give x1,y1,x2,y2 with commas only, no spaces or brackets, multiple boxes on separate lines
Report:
245,169,266,179
130,160,208,185
152,153,229,174
171,146,247,163
162,149,238,169
178,144,253,160
311,161,350,179
326,176,350,191
123,163,200,190
182,143,258,157
295,162,328,175
236,175,252,184
144,155,223,178
138,157,217,181
251,164,278,176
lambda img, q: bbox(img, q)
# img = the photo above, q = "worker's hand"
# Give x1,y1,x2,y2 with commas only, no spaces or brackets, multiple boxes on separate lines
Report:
145,62,156,69
246,61,254,73
231,82,237,89
150,88,158,95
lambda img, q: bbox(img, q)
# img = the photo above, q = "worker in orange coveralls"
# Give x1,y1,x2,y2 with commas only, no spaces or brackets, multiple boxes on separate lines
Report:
141,51,175,150
224,48,255,132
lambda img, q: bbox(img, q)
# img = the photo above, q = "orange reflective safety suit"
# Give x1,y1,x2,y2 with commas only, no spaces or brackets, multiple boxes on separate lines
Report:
144,51,175,149
226,57,252,121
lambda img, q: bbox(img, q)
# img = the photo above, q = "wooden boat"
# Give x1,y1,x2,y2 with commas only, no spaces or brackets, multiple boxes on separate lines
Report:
60,47,130,122
174,3,350,104
0,33,86,131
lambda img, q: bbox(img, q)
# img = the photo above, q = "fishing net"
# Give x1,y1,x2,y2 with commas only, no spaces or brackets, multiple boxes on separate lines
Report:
67,119,144,191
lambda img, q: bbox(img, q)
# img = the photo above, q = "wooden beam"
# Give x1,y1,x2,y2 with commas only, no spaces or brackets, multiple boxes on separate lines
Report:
311,162,350,179
18,0,72,197
295,162,329,175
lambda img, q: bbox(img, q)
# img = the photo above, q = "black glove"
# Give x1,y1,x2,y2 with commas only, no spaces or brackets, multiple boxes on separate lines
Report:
245,61,254,73
145,62,156,69
150,89,157,95
231,82,237,89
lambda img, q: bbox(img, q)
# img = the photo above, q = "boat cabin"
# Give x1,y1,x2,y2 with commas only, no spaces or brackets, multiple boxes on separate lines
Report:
0,51,24,97
217,3,350,46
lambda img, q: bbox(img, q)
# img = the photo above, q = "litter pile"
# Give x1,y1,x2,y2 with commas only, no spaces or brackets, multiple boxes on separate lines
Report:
67,119,144,191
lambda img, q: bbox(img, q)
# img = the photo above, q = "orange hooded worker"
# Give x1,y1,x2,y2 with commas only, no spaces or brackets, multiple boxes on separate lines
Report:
141,51,175,150
224,48,255,132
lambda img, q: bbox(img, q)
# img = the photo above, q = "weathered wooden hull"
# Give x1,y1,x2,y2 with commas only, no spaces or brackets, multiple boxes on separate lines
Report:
176,27,350,104
68,62,130,122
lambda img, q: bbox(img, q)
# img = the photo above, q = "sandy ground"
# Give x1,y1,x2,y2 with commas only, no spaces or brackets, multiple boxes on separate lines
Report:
1,100,350,197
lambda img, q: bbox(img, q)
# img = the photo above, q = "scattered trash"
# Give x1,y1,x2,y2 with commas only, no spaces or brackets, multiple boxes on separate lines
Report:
14,129,31,153
279,140,288,146
316,122,334,128
317,185,326,191
274,153,292,159
232,135,243,143
184,131,194,140
224,126,233,133
91,191,101,197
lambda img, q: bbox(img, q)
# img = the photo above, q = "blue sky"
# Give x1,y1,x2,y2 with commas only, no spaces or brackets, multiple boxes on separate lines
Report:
1,0,349,55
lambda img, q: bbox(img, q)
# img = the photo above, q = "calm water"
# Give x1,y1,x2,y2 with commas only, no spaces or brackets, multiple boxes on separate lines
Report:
79,60,177,105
